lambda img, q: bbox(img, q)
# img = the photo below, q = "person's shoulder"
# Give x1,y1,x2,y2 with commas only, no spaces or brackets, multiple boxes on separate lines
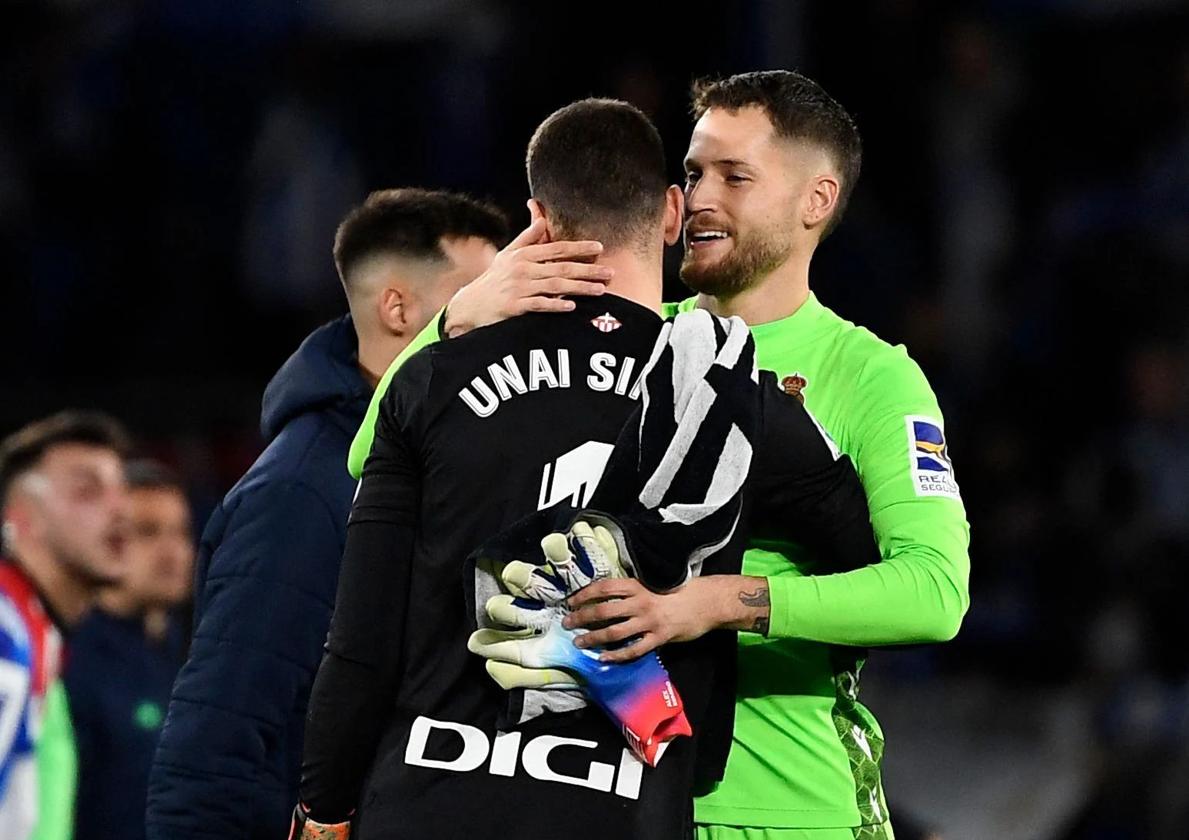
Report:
199,473,346,590
394,309,570,395
229,412,356,510
388,339,437,391
381,343,438,431
814,303,932,393
383,312,557,435
267,407,355,463
60,612,117,683
429,309,562,359
226,473,342,524
205,453,351,564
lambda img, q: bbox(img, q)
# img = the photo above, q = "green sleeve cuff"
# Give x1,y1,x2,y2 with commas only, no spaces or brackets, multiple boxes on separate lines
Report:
766,574,808,639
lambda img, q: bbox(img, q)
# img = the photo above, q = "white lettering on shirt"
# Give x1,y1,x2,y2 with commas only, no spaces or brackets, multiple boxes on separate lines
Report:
457,350,641,418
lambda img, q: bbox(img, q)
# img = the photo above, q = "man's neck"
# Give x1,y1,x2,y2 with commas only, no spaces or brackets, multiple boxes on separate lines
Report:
97,586,143,619
7,541,93,627
144,608,170,642
697,250,812,326
597,250,663,314
357,332,411,390
96,588,171,641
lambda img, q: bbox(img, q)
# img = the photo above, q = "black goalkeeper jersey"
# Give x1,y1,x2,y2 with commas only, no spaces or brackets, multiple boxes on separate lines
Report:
300,294,880,839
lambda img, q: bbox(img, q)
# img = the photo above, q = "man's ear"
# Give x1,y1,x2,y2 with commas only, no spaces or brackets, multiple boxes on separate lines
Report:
662,185,684,246
803,174,840,233
378,286,409,335
526,198,554,243
3,493,42,545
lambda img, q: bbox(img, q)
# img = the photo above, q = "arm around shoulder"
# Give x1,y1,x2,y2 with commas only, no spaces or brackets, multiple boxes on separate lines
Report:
768,348,971,646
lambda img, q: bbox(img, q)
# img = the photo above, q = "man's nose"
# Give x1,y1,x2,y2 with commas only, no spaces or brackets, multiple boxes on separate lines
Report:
108,490,132,523
684,180,716,216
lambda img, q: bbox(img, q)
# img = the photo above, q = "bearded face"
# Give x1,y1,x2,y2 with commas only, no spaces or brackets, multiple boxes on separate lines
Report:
680,213,795,297
680,105,813,299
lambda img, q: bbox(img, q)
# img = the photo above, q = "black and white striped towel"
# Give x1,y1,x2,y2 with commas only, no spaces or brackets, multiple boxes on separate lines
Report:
587,308,760,591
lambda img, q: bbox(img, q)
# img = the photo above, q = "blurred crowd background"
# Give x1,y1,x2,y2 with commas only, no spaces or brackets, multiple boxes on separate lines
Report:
2,1,1187,838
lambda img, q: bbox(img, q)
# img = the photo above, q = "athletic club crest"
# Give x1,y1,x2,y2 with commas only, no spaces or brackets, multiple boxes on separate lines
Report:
781,372,808,403
591,312,622,333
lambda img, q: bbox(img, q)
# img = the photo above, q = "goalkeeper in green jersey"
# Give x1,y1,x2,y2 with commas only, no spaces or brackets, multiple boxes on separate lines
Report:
348,71,970,840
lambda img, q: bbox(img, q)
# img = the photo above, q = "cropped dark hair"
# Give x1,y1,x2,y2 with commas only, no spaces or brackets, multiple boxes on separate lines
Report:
0,411,132,504
692,70,862,237
333,188,509,287
526,98,668,250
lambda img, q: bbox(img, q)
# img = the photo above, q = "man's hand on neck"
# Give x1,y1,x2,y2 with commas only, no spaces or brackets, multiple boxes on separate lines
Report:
442,220,612,339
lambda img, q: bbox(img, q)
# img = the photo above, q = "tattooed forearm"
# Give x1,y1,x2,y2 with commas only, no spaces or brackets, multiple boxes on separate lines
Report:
735,585,771,636
738,587,770,608
708,576,772,635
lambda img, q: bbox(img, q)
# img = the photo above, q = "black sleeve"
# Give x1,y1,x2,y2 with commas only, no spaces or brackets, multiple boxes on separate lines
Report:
299,384,422,822
747,373,881,574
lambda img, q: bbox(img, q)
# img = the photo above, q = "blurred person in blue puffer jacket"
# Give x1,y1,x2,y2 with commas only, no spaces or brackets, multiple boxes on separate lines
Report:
145,189,507,840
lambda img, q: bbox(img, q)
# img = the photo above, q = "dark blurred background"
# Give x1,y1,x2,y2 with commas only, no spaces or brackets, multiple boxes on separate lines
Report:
2,1,1187,837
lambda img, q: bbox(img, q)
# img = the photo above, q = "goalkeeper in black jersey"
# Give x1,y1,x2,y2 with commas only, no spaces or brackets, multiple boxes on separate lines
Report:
295,99,878,840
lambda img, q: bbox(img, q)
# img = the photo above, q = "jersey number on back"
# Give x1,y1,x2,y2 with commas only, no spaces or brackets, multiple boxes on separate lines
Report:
538,441,614,511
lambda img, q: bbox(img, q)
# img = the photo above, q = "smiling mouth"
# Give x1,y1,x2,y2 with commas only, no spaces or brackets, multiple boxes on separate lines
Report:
687,230,732,249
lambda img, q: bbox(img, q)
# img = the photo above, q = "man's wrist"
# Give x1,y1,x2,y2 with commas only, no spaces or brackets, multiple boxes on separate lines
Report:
703,575,770,635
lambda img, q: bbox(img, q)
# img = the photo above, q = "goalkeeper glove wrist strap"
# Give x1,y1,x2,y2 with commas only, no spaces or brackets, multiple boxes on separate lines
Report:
288,804,352,840
566,643,691,766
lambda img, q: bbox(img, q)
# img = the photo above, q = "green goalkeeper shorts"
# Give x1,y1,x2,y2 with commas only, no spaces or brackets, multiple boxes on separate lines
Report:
697,822,896,840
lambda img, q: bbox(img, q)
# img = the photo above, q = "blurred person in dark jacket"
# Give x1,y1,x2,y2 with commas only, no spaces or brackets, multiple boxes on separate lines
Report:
66,459,194,840
145,189,509,840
